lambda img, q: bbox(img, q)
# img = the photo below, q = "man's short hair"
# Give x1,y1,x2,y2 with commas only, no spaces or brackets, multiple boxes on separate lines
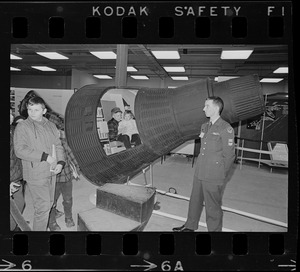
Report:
27,96,47,109
207,96,224,114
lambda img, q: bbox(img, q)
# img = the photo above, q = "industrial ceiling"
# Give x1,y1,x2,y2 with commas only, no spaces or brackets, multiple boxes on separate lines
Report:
10,44,289,82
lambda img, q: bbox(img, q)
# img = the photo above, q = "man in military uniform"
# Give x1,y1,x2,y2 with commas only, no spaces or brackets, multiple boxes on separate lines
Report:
173,96,235,232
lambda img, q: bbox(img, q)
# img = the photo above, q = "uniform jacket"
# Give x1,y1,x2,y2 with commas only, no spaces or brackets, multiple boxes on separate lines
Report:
13,116,65,184
194,117,235,183
10,127,23,183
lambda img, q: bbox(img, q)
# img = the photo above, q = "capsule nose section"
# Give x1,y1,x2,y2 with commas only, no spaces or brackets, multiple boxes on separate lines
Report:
212,75,265,123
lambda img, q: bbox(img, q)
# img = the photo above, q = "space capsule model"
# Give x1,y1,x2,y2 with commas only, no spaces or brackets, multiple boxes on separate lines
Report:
65,75,265,187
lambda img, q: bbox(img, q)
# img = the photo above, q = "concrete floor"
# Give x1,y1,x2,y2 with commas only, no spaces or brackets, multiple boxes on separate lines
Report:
22,154,288,232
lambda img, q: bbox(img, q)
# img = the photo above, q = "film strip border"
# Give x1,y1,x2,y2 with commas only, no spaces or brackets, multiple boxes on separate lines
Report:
0,1,292,43
0,1,296,271
0,232,296,270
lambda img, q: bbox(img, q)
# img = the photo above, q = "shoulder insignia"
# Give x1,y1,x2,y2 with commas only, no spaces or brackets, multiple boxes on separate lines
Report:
227,126,233,133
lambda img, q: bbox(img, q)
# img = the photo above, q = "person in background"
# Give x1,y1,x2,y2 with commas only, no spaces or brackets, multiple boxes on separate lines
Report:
12,115,26,127
45,110,64,131
11,114,27,196
172,96,235,232
10,107,26,231
118,110,141,146
107,107,131,149
14,96,65,231
49,117,81,229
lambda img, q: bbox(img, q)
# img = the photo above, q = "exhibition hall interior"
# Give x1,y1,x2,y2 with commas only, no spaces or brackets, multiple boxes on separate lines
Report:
10,44,288,232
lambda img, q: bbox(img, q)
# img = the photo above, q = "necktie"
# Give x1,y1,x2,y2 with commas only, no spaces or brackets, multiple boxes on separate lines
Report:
208,122,212,129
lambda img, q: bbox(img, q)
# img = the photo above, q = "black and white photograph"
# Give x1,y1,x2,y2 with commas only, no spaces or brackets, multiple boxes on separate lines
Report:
1,1,296,271
9,43,289,232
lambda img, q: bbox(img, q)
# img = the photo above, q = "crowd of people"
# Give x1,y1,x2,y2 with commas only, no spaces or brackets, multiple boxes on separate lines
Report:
10,91,80,231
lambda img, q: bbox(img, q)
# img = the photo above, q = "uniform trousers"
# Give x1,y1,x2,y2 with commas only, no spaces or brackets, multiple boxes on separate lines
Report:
27,175,56,231
185,176,227,232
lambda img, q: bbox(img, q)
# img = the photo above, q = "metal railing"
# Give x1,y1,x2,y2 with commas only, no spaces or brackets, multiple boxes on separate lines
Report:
235,137,288,171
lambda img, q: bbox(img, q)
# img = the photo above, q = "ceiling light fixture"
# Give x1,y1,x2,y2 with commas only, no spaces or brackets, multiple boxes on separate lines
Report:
10,54,22,60
10,67,21,71
260,78,284,83
163,66,185,72
36,52,69,60
90,51,117,59
114,66,138,72
130,75,149,80
171,76,189,80
273,67,288,74
31,66,56,71
215,76,239,82
221,50,253,59
127,66,138,72
151,50,180,59
93,75,113,79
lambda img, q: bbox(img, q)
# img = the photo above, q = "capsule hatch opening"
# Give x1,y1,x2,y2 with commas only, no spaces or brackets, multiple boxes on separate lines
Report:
96,88,142,155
